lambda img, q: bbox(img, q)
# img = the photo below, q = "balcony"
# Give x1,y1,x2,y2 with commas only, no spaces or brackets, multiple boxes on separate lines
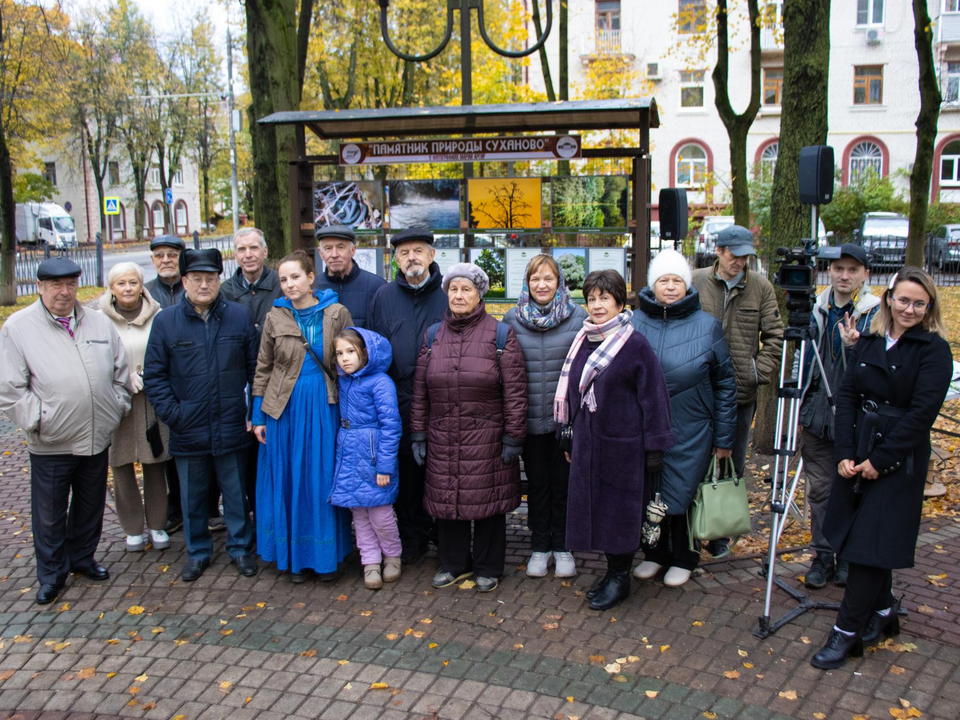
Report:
940,13,960,44
581,29,636,63
596,29,621,54
761,26,783,52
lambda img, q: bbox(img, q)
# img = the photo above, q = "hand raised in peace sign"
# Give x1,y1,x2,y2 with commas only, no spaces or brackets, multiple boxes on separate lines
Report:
838,312,861,348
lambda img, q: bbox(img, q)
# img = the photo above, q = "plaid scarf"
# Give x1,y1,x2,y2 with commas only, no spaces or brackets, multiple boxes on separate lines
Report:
515,264,573,332
553,309,635,424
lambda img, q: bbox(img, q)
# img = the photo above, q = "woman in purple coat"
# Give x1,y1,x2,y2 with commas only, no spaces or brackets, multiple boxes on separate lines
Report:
556,270,674,611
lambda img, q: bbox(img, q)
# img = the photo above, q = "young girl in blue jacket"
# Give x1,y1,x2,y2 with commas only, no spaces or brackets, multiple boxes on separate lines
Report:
332,327,403,589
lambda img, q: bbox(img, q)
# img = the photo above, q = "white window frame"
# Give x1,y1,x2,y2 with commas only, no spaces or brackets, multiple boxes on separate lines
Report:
940,141,960,185
676,144,708,188
173,168,184,187
679,70,705,109
944,61,960,104
857,0,884,26
849,141,884,183
152,204,165,232
945,0,960,14
760,142,779,179
677,0,706,35
149,167,160,186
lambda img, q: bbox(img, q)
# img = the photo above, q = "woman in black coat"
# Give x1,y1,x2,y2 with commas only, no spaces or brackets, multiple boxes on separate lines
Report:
811,268,953,670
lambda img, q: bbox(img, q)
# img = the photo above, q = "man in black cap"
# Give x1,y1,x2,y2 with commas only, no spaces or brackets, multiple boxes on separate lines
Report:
0,258,131,604
313,225,385,328
797,243,879,589
144,248,260,582
368,228,447,564
145,235,187,309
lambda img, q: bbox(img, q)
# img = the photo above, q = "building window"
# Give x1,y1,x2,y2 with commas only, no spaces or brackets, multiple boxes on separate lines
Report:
849,141,884,183
678,0,706,34
760,142,779,180
676,144,708,187
173,168,184,187
940,140,960,185
948,0,960,13
857,0,884,25
108,161,120,186
151,201,165,235
680,70,705,108
945,62,960,103
595,1,622,53
110,202,126,239
43,162,57,187
175,200,188,234
853,65,883,105
763,68,783,106
149,167,160,186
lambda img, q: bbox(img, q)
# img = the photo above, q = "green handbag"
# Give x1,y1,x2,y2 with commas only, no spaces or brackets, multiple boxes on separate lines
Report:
687,456,751,553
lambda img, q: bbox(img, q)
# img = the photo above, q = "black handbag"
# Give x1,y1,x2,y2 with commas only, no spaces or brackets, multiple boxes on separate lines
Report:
557,424,574,454
146,421,164,458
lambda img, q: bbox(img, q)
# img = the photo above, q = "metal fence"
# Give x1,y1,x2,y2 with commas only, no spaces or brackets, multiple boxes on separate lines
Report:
194,234,238,278
10,243,104,297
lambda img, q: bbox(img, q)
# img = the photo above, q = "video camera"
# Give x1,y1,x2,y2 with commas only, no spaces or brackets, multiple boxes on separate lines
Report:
775,242,844,332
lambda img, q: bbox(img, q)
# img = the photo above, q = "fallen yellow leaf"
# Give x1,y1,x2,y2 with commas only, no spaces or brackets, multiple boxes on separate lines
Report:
459,579,477,589
219,629,233,636
106,638,120,645
300,650,317,658
336,594,348,601
134,673,148,682
813,714,826,720
256,602,266,608
370,683,389,689
338,660,349,665
742,662,754,669
128,686,141,695
692,621,703,627
106,672,117,678
127,605,144,615
613,675,628,683
58,603,70,612
890,665,905,675
127,699,138,707
142,702,156,711
219,681,232,692
778,690,797,700
703,713,718,720
244,697,252,705
645,690,659,698
360,610,373,617
419,618,433,624
566,696,574,702
604,663,621,674
53,642,70,652
514,643,523,649
428,643,438,649
151,627,164,634
77,668,95,679
627,655,639,663
172,715,186,720
800,636,811,644
723,670,740,679
385,633,399,640
660,645,670,653
737,649,748,657
174,639,189,646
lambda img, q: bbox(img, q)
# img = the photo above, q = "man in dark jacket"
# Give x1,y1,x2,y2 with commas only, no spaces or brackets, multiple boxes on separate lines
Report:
220,227,282,336
144,248,260,582
144,235,186,309
313,225,386,328
368,228,447,564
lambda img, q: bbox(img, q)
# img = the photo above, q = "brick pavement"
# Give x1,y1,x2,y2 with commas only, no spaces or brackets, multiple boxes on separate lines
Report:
1,417,959,720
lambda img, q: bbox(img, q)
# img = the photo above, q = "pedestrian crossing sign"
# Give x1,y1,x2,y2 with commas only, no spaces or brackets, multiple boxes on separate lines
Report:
104,197,120,215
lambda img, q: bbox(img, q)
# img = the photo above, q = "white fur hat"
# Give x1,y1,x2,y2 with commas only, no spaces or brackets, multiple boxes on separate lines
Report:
647,248,692,289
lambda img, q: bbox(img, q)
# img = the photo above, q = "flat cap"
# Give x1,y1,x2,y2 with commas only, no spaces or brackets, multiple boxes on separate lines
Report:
390,228,434,247
316,224,356,243
715,224,756,257
37,257,82,280
837,242,869,268
179,248,223,276
150,234,186,251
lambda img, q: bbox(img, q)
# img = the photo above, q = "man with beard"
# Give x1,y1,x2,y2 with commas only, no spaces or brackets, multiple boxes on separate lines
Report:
144,236,186,309
368,229,447,565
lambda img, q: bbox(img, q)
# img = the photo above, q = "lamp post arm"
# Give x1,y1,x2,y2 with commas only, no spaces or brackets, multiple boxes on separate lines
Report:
378,0,455,63
476,0,552,58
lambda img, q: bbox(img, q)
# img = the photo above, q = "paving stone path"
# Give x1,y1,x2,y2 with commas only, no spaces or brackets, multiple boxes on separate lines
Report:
0,417,958,720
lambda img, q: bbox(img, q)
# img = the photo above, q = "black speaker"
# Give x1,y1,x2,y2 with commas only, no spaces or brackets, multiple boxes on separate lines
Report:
798,145,834,205
659,188,688,241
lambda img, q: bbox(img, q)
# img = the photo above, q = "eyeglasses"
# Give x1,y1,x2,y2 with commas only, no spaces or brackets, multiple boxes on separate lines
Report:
891,296,928,312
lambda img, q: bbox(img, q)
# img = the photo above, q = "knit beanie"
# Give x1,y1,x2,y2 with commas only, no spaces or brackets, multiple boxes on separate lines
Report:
647,248,692,289
441,262,490,297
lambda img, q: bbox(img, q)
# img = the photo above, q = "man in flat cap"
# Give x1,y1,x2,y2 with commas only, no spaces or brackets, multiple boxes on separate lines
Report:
145,235,187,309
692,225,784,556
144,248,260,582
313,224,385,328
368,228,447,564
0,258,131,604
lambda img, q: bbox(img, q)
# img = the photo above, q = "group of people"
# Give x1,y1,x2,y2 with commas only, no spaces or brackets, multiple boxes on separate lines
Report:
0,221,951,672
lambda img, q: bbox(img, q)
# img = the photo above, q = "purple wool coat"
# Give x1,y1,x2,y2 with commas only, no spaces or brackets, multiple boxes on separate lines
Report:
566,334,675,554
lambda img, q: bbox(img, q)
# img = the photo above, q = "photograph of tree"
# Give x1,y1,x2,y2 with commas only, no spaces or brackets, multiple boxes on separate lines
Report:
467,178,542,230
551,176,629,231
469,247,506,298
314,182,383,231
553,248,586,299
387,180,461,231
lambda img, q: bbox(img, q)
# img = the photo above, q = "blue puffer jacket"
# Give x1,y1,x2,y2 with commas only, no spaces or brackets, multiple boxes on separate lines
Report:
331,327,402,508
632,287,738,514
144,294,258,457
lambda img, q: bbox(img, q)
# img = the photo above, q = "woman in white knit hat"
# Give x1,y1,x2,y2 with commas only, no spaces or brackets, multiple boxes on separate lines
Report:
630,249,738,586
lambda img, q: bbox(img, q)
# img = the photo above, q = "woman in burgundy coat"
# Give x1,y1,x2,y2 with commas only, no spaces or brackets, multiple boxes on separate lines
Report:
556,270,675,611
410,262,528,593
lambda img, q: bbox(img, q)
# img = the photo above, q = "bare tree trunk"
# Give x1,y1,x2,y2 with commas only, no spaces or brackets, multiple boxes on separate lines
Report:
713,0,761,227
531,0,555,101
557,0,570,177
755,0,831,456
0,121,16,305
906,0,941,268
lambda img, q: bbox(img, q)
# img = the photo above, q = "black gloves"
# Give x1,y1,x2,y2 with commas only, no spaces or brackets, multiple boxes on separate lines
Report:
501,436,524,466
645,450,665,475
411,433,427,466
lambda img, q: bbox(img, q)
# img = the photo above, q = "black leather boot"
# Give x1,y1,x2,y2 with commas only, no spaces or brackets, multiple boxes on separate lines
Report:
810,629,864,669
804,551,835,589
862,600,901,645
586,572,612,600
589,571,630,611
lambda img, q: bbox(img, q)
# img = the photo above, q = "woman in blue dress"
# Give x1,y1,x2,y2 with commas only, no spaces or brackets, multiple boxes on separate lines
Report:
252,250,353,582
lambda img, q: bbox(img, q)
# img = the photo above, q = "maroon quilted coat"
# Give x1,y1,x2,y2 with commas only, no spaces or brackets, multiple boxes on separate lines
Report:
410,303,528,521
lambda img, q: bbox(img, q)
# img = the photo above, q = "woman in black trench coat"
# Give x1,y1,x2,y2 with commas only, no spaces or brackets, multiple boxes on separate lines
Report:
811,268,953,669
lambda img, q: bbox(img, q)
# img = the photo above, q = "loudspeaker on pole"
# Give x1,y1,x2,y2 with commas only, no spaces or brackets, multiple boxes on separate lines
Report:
659,188,688,241
798,145,834,205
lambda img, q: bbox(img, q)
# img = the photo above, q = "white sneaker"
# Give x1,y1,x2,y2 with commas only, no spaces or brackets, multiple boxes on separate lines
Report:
125,534,146,552
663,566,693,587
633,560,662,580
148,529,170,550
554,551,577,578
526,551,552,578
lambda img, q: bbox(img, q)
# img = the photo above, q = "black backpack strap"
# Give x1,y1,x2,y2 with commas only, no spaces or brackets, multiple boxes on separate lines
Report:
494,321,509,382
425,322,442,354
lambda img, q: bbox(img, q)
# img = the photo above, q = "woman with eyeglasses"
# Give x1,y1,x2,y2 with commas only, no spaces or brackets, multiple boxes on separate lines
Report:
811,267,953,670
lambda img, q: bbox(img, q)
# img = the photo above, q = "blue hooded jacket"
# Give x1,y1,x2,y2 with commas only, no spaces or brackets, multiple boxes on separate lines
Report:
331,326,402,508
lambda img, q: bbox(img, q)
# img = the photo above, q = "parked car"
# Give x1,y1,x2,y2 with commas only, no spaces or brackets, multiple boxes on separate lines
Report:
851,211,909,268
694,216,735,268
926,224,960,269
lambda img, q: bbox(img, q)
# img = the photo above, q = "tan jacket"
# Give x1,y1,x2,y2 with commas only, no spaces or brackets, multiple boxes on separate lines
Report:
253,302,353,419
691,263,784,405
0,298,131,455
98,288,170,467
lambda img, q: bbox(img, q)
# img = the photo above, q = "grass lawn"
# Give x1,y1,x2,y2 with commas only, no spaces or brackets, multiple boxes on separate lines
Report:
0,287,105,329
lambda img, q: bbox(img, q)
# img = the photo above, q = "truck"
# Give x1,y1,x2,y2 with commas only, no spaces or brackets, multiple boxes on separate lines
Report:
15,202,78,248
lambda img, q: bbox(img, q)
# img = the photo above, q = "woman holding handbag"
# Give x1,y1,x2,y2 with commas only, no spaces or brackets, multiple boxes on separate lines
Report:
811,268,952,669
629,250,738,587
557,269,674,611
252,250,354,582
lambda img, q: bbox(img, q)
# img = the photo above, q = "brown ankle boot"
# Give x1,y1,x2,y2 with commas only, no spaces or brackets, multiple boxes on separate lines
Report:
383,556,402,583
364,564,383,590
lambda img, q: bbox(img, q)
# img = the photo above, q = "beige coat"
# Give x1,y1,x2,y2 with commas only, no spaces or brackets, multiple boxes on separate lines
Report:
99,289,170,467
0,299,131,455
253,303,353,419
